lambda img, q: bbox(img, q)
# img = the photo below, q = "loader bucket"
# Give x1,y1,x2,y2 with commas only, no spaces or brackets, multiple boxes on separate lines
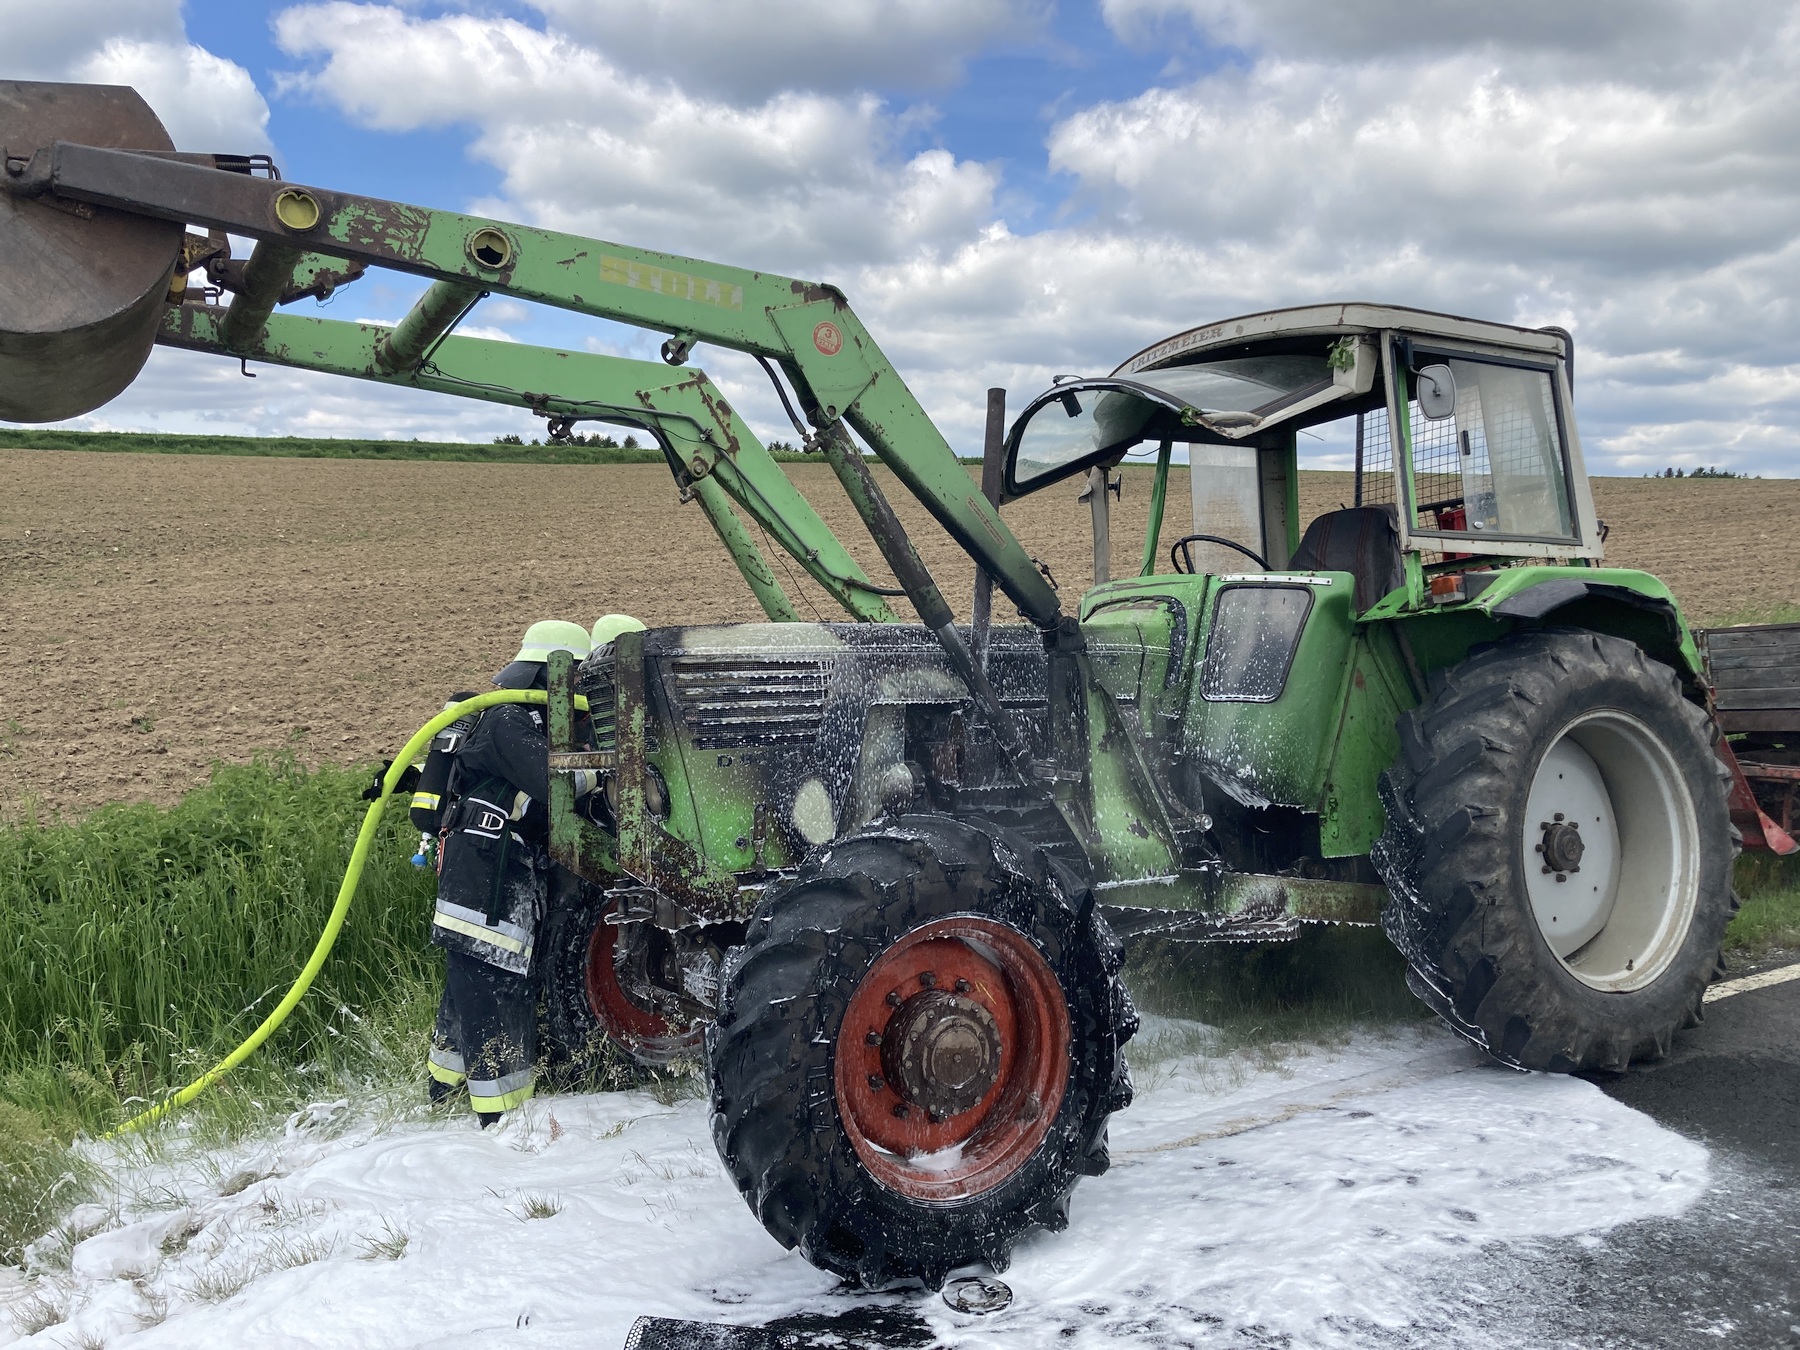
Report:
0,81,184,423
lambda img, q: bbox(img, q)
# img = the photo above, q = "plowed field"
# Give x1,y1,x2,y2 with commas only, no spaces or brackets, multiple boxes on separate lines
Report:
2,448,1795,814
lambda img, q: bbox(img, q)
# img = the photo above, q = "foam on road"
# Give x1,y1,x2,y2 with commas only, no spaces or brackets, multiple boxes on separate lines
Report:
0,1022,1712,1349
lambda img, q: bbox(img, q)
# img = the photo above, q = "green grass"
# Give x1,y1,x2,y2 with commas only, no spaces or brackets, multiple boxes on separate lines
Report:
0,756,441,1262
1726,851,1800,956
0,428,838,464
1703,600,1800,628
0,428,668,464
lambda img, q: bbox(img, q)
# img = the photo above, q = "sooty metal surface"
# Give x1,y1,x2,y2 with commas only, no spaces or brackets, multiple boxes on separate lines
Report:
668,657,831,749
624,1303,935,1349
0,81,183,421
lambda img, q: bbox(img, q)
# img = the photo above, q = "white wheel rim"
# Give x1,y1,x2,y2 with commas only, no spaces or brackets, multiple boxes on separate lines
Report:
1522,710,1700,992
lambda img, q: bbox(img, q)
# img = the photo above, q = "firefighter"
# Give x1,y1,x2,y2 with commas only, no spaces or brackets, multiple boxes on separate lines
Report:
590,613,646,648
426,619,600,1124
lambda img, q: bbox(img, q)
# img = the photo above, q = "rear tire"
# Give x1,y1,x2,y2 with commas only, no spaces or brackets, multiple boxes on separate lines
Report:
706,815,1135,1288
538,884,708,1075
1373,628,1738,1072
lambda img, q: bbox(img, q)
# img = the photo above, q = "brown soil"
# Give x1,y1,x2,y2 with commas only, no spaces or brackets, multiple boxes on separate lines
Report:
2,449,1795,816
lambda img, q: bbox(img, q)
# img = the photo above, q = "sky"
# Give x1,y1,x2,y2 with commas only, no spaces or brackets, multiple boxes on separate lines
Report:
6,0,1800,476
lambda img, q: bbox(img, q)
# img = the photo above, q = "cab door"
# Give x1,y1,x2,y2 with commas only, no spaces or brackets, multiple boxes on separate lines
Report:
1178,573,1357,810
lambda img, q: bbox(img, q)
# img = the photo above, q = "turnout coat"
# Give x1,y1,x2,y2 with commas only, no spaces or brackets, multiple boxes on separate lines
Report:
430,703,552,977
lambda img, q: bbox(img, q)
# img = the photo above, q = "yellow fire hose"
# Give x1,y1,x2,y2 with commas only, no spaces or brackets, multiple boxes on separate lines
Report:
109,688,587,1138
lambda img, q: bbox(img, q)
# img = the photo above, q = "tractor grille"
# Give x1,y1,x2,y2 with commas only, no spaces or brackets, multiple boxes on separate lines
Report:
667,658,831,749
576,652,618,751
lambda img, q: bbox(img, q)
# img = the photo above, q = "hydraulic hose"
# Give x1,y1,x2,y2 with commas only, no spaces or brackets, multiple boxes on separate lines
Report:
109,688,587,1137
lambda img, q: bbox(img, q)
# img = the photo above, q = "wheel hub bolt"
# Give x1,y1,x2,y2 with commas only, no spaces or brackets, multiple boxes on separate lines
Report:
919,971,937,988
867,1073,885,1092
879,990,1003,1119
886,990,904,1007
865,1030,882,1046
954,978,971,994
1539,819,1586,876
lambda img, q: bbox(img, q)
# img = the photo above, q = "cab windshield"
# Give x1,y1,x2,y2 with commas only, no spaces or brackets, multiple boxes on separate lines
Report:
1008,355,1333,495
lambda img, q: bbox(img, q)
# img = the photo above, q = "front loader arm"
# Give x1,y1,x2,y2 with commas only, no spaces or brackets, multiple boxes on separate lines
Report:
31,141,1060,627
158,302,900,623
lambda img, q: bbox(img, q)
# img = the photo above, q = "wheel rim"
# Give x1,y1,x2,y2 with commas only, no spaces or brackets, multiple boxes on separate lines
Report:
834,915,1071,1202
584,921,704,1062
1522,710,1701,992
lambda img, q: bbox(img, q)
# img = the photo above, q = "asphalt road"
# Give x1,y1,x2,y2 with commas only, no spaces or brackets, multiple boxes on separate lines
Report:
1498,956,1800,1349
629,959,1800,1350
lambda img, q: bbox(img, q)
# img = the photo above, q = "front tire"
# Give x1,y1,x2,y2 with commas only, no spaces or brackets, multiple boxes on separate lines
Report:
1373,628,1737,1072
538,885,709,1074
706,816,1135,1288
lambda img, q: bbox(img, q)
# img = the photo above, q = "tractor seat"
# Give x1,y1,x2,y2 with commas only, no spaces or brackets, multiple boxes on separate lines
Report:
1288,505,1403,612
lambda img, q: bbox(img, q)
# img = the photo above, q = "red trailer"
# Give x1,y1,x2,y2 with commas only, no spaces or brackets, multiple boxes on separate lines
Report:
1700,623,1800,855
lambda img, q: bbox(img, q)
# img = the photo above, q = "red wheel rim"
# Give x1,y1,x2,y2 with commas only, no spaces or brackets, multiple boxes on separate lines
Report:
834,916,1071,1202
585,921,703,1060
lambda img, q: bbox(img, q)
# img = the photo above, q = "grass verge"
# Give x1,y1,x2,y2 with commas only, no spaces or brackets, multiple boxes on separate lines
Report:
1703,600,1800,627
0,429,852,465
0,756,440,1263
0,428,669,465
1726,850,1800,957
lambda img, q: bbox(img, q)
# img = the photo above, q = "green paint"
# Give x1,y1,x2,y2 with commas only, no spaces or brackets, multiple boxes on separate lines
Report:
1082,677,1181,881
1138,439,1172,578
688,477,804,623
1179,575,1358,809
545,650,620,878
1316,630,1413,857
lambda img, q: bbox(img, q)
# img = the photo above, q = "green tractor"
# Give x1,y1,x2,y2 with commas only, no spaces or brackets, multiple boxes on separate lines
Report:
4,80,1781,1290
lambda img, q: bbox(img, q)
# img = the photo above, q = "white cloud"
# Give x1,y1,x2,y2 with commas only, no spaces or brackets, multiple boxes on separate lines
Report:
1029,2,1800,474
273,4,997,273
254,0,1800,476
3,0,182,74
530,0,1046,102
20,0,1800,480
64,344,535,444
76,39,272,152
1046,45,1800,286
1101,0,1794,72
6,0,271,153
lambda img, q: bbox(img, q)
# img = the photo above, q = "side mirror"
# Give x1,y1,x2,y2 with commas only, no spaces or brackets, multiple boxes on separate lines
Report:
1416,363,1456,420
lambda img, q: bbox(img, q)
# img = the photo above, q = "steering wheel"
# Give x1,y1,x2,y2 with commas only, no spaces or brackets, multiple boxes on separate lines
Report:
1170,534,1268,574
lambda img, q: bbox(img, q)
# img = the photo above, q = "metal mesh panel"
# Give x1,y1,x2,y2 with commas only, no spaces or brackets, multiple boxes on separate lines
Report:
1353,408,1393,507
1451,361,1571,538
624,1318,778,1349
1353,364,1571,546
1352,402,1447,564
1409,399,1463,524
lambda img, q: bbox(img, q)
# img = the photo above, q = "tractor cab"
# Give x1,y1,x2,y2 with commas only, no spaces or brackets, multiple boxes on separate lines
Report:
1004,302,1602,606
1003,304,1606,865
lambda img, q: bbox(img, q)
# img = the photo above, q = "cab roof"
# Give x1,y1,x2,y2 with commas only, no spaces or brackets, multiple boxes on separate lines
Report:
1114,303,1569,377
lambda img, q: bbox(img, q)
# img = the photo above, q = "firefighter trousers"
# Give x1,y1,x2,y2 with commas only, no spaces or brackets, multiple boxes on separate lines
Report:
427,948,536,1117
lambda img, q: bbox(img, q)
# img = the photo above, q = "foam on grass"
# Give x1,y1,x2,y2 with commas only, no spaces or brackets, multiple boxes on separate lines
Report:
0,758,444,1259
